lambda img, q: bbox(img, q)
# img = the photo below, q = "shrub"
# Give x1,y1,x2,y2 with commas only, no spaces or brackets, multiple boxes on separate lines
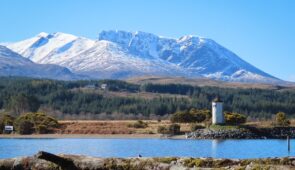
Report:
14,112,59,134
275,112,290,127
36,124,48,134
190,108,211,121
17,120,34,134
0,114,15,133
157,126,168,134
225,112,246,125
158,124,180,135
171,111,194,123
171,108,209,123
128,120,148,128
192,112,206,123
168,124,181,135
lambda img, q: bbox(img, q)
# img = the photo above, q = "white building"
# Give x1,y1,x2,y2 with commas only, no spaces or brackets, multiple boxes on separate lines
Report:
101,84,107,90
212,96,224,124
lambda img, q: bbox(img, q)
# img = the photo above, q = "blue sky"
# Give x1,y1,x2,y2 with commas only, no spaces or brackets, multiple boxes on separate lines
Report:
0,0,294,81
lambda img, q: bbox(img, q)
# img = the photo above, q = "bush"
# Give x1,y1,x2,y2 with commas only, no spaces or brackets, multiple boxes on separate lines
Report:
14,112,59,134
157,126,168,134
17,120,34,134
36,124,48,134
168,124,181,135
275,112,290,127
171,111,194,123
190,109,211,121
171,109,209,123
0,114,15,133
157,124,181,135
128,120,148,128
225,112,246,125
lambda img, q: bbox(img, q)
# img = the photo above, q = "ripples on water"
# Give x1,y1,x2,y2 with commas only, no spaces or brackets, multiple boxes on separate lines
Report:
0,138,293,159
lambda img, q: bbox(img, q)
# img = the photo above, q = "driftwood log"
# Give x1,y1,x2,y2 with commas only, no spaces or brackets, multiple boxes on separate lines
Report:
35,151,78,170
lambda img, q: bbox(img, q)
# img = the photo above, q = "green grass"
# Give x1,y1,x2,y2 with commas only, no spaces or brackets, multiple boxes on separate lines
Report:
209,124,241,131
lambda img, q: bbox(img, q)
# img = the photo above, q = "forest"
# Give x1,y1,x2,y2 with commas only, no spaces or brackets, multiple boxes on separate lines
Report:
0,77,295,120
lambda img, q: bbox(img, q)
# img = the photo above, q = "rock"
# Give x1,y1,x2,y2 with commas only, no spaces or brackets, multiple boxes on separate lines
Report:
187,127,295,139
0,158,15,170
36,151,78,170
1,152,294,169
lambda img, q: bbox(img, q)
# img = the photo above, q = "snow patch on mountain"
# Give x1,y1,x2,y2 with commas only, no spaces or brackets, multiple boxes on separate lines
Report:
7,32,95,63
56,40,192,79
99,30,280,83
5,30,282,83
0,45,80,80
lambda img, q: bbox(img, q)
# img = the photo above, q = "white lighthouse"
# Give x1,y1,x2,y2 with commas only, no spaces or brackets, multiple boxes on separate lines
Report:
212,96,224,124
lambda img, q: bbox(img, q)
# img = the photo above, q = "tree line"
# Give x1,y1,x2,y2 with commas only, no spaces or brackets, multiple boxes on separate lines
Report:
0,77,295,119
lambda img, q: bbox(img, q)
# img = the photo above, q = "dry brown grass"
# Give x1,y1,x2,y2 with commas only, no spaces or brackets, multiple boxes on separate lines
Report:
244,119,295,128
56,119,295,135
57,120,191,135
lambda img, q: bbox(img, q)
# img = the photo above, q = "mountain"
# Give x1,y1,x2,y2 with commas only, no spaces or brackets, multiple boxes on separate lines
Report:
7,32,192,79
6,30,281,83
0,45,79,80
99,31,280,83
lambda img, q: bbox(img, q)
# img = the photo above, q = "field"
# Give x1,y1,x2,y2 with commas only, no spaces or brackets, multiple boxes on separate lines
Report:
54,119,295,135
56,120,191,135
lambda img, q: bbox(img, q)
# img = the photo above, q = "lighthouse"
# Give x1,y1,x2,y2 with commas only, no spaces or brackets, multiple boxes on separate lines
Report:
212,96,224,124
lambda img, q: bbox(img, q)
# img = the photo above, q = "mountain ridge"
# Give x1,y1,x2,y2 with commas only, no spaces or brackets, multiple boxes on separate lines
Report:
0,45,81,80
4,30,283,84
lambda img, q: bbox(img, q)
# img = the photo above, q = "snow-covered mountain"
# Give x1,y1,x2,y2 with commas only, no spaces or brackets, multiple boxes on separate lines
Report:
99,31,279,83
5,30,281,83
0,45,79,80
6,32,193,79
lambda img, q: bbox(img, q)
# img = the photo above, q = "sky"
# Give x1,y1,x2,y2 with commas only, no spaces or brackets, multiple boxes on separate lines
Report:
0,0,294,81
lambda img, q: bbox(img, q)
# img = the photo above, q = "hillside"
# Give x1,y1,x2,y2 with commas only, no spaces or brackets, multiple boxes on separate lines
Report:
0,45,80,80
127,76,292,90
1,77,295,119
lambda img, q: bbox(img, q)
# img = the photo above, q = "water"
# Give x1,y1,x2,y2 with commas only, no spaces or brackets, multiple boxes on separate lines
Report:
0,138,293,159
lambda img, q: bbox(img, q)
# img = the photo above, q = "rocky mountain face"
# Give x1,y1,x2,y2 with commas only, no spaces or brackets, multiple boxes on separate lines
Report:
99,30,279,83
4,30,281,83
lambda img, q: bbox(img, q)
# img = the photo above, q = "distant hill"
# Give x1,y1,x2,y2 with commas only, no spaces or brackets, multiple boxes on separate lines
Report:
0,45,81,80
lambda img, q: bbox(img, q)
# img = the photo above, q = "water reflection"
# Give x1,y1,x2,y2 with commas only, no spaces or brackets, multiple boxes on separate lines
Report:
211,139,226,157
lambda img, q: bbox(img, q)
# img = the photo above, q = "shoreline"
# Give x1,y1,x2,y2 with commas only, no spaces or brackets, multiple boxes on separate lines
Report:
1,151,295,169
0,133,187,139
